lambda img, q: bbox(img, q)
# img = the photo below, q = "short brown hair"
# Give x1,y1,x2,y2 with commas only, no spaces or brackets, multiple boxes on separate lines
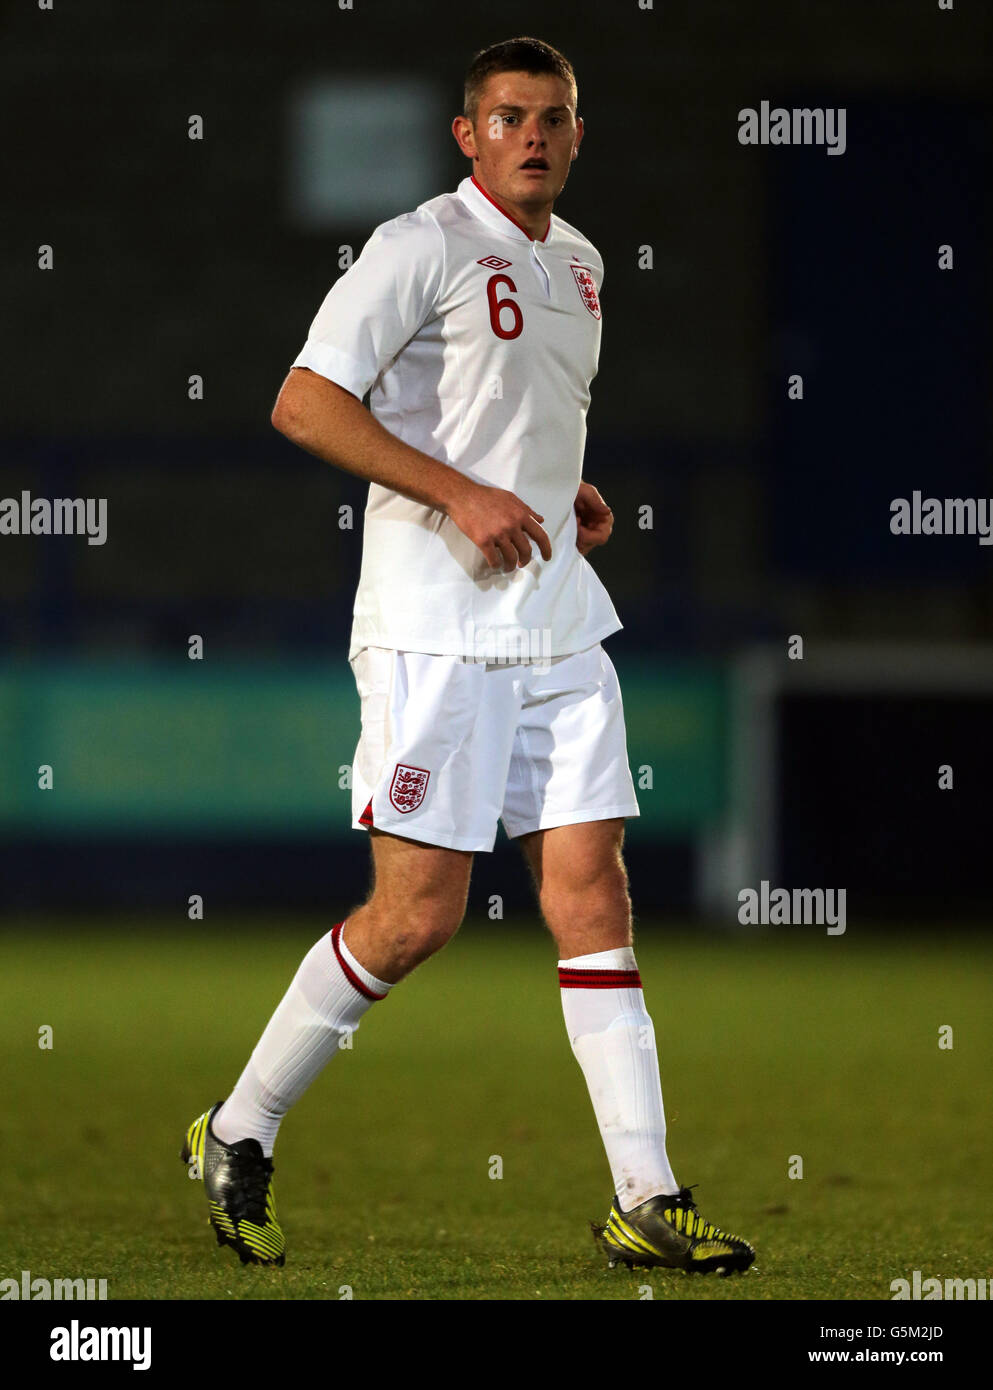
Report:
463,36,577,126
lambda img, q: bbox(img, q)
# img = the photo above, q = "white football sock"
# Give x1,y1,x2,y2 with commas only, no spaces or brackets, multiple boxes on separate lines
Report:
213,921,390,1156
559,947,679,1210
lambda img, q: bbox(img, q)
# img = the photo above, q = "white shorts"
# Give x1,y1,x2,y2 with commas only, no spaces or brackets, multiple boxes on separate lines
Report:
349,643,640,852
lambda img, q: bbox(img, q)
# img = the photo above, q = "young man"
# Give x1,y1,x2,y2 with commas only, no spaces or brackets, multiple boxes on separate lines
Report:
181,36,754,1278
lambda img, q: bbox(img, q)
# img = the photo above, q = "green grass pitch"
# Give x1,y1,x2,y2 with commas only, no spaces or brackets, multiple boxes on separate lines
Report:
2,920,990,1301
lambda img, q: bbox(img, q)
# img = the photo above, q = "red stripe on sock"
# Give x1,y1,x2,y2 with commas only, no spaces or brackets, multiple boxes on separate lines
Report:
558,968,642,989
331,921,387,1001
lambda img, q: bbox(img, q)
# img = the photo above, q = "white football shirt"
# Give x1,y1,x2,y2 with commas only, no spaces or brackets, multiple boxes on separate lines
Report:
291,174,622,661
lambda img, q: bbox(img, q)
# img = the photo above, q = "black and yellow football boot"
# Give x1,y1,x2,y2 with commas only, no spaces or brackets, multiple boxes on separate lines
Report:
592,1186,754,1275
181,1104,285,1267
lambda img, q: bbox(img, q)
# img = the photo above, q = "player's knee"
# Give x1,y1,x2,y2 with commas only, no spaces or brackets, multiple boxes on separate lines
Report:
544,856,629,913
542,862,631,949
391,908,463,970
378,888,464,947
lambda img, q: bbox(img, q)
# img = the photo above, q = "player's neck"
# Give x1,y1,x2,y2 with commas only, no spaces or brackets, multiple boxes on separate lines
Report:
470,172,551,242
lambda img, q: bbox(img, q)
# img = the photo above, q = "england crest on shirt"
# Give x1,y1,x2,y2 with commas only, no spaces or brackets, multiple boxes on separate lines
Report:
570,263,601,320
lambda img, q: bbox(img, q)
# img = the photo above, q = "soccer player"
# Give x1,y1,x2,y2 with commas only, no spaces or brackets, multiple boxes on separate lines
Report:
182,36,754,1278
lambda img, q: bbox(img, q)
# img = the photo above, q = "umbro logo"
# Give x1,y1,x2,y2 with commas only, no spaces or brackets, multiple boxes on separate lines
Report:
477,255,512,269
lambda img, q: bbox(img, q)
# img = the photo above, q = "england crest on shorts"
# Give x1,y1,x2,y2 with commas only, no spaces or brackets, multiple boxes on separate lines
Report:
570,263,601,320
389,763,430,813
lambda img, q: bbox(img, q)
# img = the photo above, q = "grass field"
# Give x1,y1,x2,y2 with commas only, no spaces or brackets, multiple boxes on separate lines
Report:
1,919,991,1301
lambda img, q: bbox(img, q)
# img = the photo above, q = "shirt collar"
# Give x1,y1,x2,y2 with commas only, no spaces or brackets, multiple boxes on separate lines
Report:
457,175,552,244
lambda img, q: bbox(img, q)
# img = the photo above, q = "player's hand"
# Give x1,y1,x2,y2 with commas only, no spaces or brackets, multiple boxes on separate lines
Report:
574,481,613,555
445,480,552,573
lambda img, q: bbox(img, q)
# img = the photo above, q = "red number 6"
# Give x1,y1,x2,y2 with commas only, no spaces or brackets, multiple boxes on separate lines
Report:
486,274,523,340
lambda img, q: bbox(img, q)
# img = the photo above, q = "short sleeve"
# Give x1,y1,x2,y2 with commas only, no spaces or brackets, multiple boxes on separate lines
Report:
291,210,445,400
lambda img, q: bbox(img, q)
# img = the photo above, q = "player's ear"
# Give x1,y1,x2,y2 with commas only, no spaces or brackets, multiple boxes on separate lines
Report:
452,114,476,159
572,114,584,159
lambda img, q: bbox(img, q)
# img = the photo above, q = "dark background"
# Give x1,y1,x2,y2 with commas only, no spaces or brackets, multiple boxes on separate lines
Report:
1,0,991,920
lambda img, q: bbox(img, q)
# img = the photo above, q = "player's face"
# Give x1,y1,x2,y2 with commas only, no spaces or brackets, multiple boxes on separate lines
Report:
468,72,583,208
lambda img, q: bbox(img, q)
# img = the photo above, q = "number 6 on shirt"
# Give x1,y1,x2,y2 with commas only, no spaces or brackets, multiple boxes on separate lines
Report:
486,274,523,339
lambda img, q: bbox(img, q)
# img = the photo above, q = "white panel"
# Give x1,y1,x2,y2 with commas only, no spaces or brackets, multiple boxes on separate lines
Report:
287,76,448,226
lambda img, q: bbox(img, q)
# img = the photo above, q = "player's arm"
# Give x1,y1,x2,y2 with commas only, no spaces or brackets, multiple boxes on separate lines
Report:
574,480,613,555
271,366,551,573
